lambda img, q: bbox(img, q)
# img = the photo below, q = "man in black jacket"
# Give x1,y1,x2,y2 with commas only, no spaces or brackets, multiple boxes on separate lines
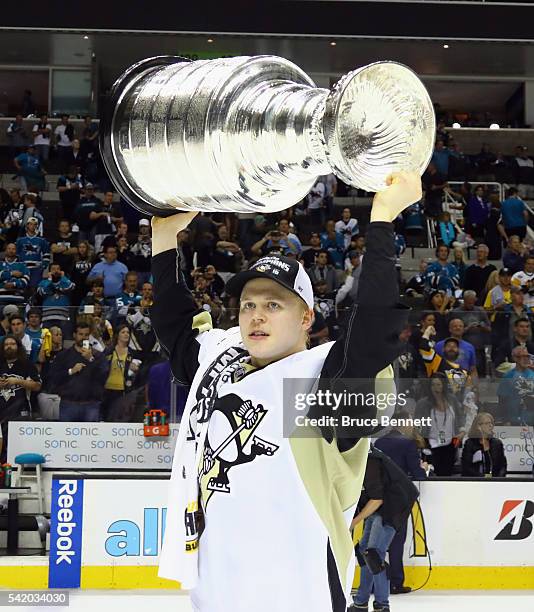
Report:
49,322,109,421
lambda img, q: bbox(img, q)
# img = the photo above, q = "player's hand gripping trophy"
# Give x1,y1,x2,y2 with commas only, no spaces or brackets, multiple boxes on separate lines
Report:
100,55,435,218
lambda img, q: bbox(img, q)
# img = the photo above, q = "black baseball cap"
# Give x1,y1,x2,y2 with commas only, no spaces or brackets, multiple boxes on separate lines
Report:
226,254,314,309
499,267,511,277
443,336,460,347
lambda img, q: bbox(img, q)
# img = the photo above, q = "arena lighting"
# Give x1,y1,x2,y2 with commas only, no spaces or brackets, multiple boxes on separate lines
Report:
490,123,500,129
330,41,337,46
452,122,461,129
443,44,449,49
83,35,89,40
207,38,214,43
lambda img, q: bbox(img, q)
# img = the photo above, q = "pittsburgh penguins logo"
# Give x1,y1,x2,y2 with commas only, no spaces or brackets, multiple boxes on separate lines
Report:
199,393,279,508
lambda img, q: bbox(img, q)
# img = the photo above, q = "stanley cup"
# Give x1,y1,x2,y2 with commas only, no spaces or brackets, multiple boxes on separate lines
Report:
100,55,435,216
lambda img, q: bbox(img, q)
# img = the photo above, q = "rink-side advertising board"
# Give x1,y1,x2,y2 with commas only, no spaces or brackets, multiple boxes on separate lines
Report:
36,477,534,590
8,422,180,469
48,478,84,588
7,422,534,472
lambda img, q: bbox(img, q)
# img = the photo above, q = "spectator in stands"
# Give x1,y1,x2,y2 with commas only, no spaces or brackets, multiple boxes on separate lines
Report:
0,335,41,461
204,264,224,297
191,274,223,323
102,324,141,421
76,182,102,241
25,308,47,364
37,324,64,400
484,267,512,321
422,162,447,218
16,217,50,287
308,250,338,293
513,146,534,200
128,285,159,371
101,220,130,253
19,193,43,235
54,114,75,166
0,243,29,305
461,412,507,477
37,262,75,334
9,313,32,356
493,285,534,347
79,278,106,314
502,236,528,275
436,211,457,248
431,139,451,178
415,373,465,476
277,218,302,255
404,259,428,297
352,234,366,255
301,232,328,268
115,271,141,321
251,227,296,259
511,255,534,308
335,207,359,249
92,191,123,253
465,185,490,241
498,346,534,426
32,114,52,162
70,241,95,305
84,309,112,353
452,246,467,287
313,279,337,334
87,245,128,302
434,318,478,381
56,165,84,223
62,138,85,176
494,317,534,371
49,321,109,422
424,244,460,295
320,219,345,270
419,323,471,402
498,188,528,241
51,220,78,276
6,115,28,157
0,305,18,338
452,290,492,374
128,218,152,285
116,236,132,268
13,145,46,192
463,244,496,305
448,141,469,181
210,225,244,273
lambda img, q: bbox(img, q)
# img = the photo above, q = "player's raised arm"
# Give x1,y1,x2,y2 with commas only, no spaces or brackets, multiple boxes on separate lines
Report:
151,212,213,386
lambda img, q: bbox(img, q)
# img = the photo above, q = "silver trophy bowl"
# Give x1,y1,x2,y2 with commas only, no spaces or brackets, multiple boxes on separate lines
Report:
100,55,435,216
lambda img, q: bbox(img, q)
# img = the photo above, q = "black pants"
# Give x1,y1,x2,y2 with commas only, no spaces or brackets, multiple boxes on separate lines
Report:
388,517,408,588
431,443,456,476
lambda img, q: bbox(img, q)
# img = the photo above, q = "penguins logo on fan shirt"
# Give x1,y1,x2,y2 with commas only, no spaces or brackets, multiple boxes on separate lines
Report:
199,394,279,508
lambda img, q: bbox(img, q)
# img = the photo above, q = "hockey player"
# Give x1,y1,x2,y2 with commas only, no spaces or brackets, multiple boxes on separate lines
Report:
153,172,422,612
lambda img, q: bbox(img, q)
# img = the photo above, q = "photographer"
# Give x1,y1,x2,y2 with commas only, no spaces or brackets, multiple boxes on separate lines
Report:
251,228,299,258
48,321,109,422
191,274,223,323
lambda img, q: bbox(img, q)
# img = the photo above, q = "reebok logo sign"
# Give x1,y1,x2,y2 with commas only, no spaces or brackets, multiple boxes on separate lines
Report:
48,478,84,588
55,481,78,564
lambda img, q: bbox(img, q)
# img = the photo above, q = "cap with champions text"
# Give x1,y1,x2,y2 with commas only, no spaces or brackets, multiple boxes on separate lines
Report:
226,254,314,310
